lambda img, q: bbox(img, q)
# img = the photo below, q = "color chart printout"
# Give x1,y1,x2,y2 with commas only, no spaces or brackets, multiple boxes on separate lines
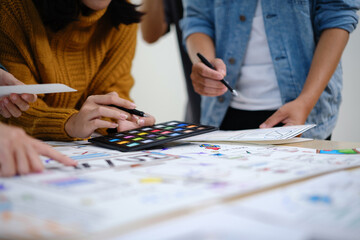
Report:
1,143,360,239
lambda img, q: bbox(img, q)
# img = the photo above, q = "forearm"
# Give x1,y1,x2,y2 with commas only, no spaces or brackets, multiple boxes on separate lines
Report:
298,28,349,112
139,0,168,43
186,33,216,64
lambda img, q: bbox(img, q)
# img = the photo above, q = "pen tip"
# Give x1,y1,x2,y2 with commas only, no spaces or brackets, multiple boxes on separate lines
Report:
232,90,239,96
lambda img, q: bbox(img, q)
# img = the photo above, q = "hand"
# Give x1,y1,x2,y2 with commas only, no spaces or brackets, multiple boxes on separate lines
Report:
260,98,312,128
115,110,156,132
108,92,155,132
190,58,227,96
0,69,37,118
0,123,76,177
65,92,155,138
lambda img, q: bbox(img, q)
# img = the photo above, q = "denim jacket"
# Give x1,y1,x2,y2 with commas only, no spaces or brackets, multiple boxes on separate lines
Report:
180,0,359,139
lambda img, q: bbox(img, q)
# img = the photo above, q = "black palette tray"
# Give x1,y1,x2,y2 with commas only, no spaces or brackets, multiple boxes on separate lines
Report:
89,121,217,152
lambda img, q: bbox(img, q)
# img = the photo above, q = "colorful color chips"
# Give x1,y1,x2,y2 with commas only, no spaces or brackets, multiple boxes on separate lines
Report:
89,121,217,152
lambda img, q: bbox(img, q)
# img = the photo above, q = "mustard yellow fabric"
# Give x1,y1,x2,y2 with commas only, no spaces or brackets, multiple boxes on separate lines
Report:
0,0,137,140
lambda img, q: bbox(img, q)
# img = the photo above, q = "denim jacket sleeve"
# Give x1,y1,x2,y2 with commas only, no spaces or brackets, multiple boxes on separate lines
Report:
180,0,215,43
314,0,359,35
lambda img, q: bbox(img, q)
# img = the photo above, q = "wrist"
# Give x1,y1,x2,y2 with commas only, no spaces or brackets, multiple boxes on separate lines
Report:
295,95,316,115
64,113,77,138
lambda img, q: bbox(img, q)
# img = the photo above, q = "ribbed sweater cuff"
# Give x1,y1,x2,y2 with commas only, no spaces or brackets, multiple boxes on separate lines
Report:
24,108,83,141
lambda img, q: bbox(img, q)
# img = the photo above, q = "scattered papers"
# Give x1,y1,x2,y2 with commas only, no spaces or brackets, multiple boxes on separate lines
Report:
117,205,308,240
234,169,360,240
120,169,360,240
1,141,360,239
0,83,77,97
183,125,315,144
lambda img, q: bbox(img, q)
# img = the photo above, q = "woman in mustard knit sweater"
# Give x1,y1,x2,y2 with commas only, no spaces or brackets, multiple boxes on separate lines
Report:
0,0,155,140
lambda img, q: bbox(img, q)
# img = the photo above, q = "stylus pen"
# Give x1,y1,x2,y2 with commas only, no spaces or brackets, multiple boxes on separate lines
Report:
197,53,238,96
109,104,148,117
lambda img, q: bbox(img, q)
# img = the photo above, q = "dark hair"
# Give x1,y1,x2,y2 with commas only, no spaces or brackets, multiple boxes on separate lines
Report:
32,0,143,32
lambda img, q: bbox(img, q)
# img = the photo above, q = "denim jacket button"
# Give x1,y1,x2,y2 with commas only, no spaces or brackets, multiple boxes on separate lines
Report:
217,96,225,103
228,58,236,64
239,15,246,22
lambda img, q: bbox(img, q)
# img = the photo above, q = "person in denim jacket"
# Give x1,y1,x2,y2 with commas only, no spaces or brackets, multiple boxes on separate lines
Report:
180,0,359,139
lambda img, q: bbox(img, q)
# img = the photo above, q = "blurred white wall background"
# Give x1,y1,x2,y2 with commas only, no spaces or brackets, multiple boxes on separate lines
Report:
131,24,360,142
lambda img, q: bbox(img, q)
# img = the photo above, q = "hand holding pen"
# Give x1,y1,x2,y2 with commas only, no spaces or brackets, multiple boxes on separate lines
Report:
108,101,155,132
65,92,155,138
190,53,238,97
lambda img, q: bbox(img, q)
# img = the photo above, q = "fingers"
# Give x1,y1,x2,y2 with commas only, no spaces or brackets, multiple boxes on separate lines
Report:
117,120,139,132
66,94,151,138
3,97,22,117
139,114,156,126
0,70,23,86
133,114,155,127
260,110,286,128
0,122,78,177
0,100,12,118
32,140,77,166
0,69,36,118
90,118,118,130
15,144,31,175
116,114,155,132
0,94,33,118
88,93,136,109
0,147,16,177
194,62,224,81
26,143,44,173
192,80,227,96
88,106,129,121
21,93,37,103
212,58,227,76
191,60,228,96
10,94,30,111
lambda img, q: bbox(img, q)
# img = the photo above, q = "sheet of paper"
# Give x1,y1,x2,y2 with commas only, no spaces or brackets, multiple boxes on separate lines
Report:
115,205,308,240
233,169,360,240
182,125,315,142
117,169,360,240
245,137,313,145
1,142,360,239
0,83,77,97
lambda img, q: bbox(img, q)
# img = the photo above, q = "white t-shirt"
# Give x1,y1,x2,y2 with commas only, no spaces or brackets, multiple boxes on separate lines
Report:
230,0,282,111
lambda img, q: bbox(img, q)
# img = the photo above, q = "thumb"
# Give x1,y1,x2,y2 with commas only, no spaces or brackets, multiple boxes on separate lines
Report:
260,110,285,128
107,91,119,96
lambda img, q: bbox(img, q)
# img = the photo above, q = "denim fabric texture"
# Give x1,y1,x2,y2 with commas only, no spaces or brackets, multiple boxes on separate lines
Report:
180,0,359,139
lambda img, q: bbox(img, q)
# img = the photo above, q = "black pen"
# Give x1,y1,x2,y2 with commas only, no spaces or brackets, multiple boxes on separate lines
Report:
109,104,148,117
197,53,238,96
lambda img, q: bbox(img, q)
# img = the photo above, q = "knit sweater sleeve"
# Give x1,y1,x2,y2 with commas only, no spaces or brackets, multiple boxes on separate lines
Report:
83,23,137,136
0,19,80,141
0,58,80,141
86,23,137,101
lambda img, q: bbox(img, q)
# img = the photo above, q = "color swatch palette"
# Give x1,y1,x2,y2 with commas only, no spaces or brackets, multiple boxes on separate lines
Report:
89,121,217,152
